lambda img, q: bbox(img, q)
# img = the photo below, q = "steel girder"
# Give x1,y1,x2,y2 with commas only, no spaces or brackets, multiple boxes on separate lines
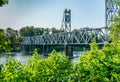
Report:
61,9,71,32
22,27,106,45
106,0,119,27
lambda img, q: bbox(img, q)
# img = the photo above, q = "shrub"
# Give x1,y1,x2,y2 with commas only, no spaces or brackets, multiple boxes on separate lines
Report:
0,49,73,82
1,42,120,82
75,42,120,82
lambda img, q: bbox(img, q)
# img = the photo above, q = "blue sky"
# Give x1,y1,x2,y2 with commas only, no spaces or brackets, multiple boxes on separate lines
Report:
0,0,105,30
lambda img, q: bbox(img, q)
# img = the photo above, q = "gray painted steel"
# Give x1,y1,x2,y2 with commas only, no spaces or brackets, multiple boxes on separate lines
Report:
22,27,107,45
22,0,119,45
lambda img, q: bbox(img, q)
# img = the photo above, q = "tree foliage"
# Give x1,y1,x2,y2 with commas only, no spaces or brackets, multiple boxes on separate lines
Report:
6,28,19,51
19,26,62,37
0,0,11,54
0,42,120,81
19,26,36,37
51,27,61,34
0,0,8,7
0,29,11,53
74,42,120,81
0,50,73,82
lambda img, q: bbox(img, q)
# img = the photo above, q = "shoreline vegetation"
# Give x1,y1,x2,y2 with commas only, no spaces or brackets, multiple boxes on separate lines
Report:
0,42,120,81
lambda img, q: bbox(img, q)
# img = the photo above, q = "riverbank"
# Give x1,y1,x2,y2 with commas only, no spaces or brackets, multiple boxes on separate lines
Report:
0,51,83,64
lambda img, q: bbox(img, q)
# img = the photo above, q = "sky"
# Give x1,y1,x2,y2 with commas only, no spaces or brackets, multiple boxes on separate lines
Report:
0,0,105,30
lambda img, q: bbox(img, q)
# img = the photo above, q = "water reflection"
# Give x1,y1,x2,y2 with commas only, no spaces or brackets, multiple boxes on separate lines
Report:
0,51,83,64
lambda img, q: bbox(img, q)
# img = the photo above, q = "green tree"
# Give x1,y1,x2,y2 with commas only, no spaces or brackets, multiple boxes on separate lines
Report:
0,0,8,7
51,27,60,34
19,26,45,37
34,27,44,35
6,28,19,51
0,29,11,53
0,50,73,82
19,26,35,37
0,0,11,57
44,28,50,35
73,42,120,82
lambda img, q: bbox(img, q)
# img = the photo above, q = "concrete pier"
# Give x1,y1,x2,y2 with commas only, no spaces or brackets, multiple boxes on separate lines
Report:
64,45,73,58
43,45,50,56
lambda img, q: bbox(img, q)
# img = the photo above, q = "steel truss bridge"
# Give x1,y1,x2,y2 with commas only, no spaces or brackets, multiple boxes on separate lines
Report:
22,27,107,45
22,0,119,47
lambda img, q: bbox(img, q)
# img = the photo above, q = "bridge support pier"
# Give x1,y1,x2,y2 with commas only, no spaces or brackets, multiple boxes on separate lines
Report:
21,45,25,54
64,45,73,59
43,45,49,56
29,45,35,54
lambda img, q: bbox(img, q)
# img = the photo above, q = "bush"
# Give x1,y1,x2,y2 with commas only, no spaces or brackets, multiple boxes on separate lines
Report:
0,42,120,81
0,49,73,82
75,42,120,82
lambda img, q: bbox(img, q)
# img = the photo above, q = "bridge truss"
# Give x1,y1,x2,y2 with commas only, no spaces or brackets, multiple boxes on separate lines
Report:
106,0,119,27
22,27,106,45
22,0,119,46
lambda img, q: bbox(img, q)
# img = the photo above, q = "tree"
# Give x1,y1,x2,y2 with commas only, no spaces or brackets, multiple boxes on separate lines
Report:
0,0,10,53
19,26,45,37
44,28,50,35
6,28,19,51
0,29,11,53
51,27,60,34
19,26,35,37
0,0,8,7
34,27,44,35
6,28,18,38
74,42,120,81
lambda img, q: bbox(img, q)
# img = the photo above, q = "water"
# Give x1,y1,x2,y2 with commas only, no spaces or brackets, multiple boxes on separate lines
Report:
0,51,83,64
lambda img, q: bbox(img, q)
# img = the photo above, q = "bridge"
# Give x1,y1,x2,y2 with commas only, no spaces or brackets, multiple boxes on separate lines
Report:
21,0,119,58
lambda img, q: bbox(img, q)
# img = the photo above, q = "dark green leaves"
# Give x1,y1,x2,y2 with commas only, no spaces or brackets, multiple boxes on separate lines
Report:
0,0,8,7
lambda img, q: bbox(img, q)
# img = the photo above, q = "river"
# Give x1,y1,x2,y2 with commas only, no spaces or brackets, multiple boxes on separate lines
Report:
0,51,83,64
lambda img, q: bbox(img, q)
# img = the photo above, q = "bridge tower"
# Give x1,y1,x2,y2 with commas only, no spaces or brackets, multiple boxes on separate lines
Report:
61,9,71,32
105,0,119,28
61,9,73,58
